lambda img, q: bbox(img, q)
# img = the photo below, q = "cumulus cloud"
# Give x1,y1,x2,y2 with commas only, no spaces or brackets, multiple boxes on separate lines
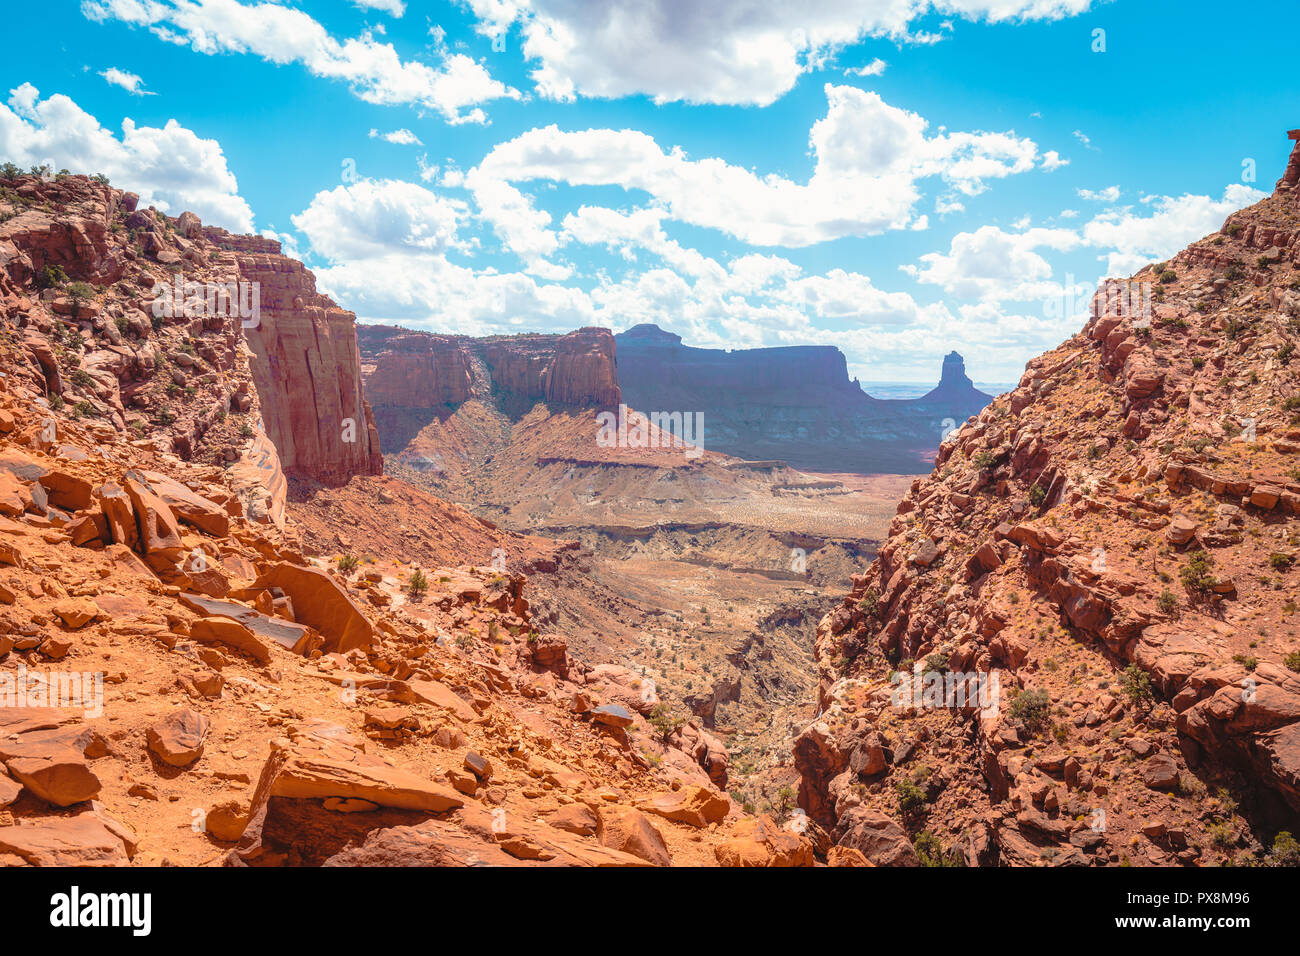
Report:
905,184,1267,306
469,84,1050,253
0,82,253,231
464,0,1096,106
81,0,518,124
1082,184,1267,276
352,0,405,15
369,127,422,145
98,67,150,95
904,224,1084,302
1077,184,1119,201
290,178,466,260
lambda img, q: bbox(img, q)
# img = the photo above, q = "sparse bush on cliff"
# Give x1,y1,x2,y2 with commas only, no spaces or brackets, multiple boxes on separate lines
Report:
648,703,685,742
1179,549,1216,592
1008,688,1051,736
406,567,429,597
1120,664,1154,711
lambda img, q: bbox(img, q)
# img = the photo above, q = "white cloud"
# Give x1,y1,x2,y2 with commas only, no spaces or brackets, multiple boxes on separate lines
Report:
1082,184,1266,276
81,0,518,124
464,0,1095,106
1077,184,1119,201
1040,149,1067,170
290,178,466,260
904,224,1083,302
352,0,405,15
905,183,1267,307
844,58,887,77
0,82,253,231
368,127,422,145
98,67,150,95
470,84,1050,250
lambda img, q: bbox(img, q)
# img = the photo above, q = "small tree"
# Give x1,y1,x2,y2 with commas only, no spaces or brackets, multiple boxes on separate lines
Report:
1119,664,1154,712
648,703,685,743
406,567,429,598
1008,688,1052,736
895,776,928,827
1180,549,1216,592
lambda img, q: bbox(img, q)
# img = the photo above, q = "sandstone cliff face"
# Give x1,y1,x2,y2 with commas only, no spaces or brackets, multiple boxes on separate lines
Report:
363,332,473,407
485,329,621,408
614,325,993,473
358,325,621,418
210,231,383,487
795,133,1300,866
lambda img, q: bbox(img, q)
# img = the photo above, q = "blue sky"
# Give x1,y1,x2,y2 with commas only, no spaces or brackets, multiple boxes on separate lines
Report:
1,0,1294,382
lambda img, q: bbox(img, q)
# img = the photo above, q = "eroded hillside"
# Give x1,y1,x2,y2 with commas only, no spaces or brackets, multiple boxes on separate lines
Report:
0,172,829,868
796,135,1300,867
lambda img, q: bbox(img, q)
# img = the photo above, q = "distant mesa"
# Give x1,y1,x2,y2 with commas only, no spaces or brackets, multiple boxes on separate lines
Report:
614,325,992,474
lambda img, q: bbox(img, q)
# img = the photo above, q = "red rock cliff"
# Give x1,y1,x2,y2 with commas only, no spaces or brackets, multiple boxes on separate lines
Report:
359,326,621,410
211,230,383,486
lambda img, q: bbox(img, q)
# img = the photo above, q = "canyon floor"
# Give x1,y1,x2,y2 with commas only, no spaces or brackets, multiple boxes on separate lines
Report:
365,393,916,814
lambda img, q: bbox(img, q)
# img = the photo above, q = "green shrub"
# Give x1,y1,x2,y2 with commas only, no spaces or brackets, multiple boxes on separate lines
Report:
1157,589,1179,614
648,703,685,742
337,554,359,574
857,591,879,618
1008,688,1052,735
1028,482,1047,506
1267,831,1300,867
1179,550,1216,592
406,567,429,597
1119,664,1154,710
914,831,963,867
895,777,927,825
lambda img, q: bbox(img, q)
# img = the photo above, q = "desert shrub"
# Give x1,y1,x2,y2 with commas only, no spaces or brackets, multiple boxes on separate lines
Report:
857,591,879,618
895,777,927,825
406,567,429,597
914,831,964,867
1028,482,1047,506
336,554,359,574
648,703,685,742
1269,553,1294,572
39,265,68,289
1119,664,1154,711
1283,651,1300,673
1267,831,1300,867
1157,589,1179,613
1008,688,1052,735
1179,550,1215,592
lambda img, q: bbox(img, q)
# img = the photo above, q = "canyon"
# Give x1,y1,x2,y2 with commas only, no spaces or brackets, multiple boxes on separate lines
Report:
0,128,1298,869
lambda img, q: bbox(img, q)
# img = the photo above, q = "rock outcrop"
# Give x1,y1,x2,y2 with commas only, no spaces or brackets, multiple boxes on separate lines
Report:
213,231,383,486
796,131,1300,867
359,325,620,426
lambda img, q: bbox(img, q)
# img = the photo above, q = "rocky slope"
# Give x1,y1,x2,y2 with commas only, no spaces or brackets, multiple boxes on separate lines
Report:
795,132,1300,867
615,324,993,473
0,172,827,867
